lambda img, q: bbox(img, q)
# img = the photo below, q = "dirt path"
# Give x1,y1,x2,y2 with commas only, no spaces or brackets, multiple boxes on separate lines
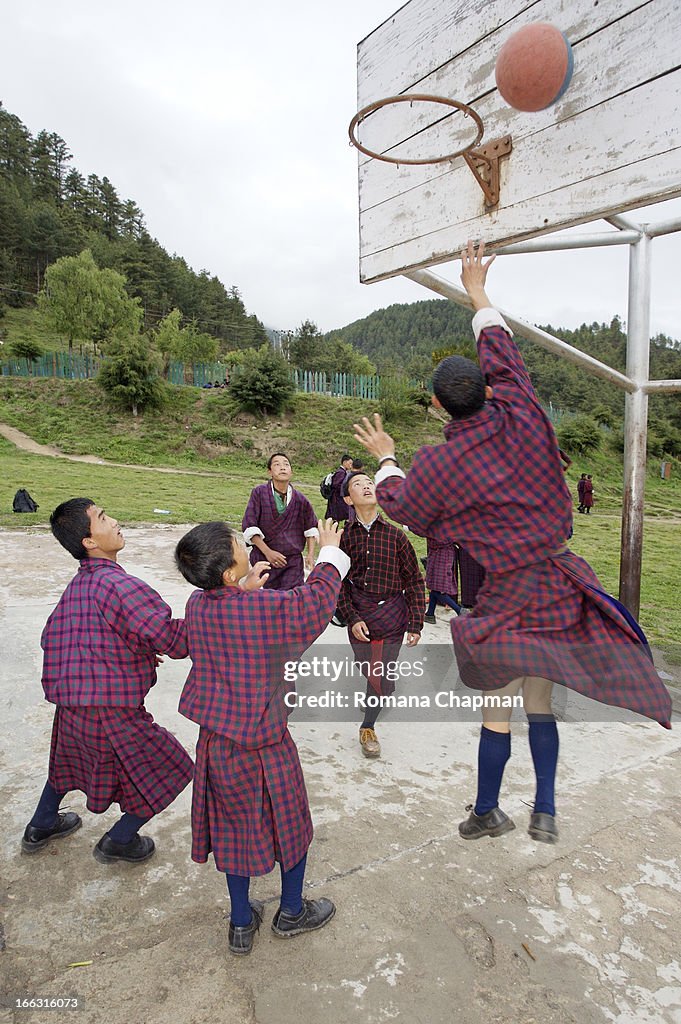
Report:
0,421,223,479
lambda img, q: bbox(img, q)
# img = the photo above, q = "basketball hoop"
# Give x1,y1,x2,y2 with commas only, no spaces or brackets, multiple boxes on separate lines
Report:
348,93,512,208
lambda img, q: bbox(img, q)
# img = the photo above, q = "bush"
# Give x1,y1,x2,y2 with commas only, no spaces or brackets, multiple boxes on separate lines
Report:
557,414,602,455
98,340,165,417
10,338,43,362
228,347,294,416
378,375,420,424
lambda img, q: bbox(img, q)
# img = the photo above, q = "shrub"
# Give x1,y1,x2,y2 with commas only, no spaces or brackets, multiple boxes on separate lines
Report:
10,339,43,362
98,339,165,417
228,346,294,416
378,375,420,424
557,415,602,455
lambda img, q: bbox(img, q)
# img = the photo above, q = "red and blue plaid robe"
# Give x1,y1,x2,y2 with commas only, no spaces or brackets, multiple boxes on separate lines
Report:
457,546,486,608
376,314,671,728
41,558,192,813
338,516,425,696
426,537,457,596
242,482,318,590
179,562,344,875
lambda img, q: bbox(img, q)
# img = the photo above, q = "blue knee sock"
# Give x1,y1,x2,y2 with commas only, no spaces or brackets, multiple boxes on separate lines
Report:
528,716,559,816
107,812,151,845
30,781,66,829
225,873,252,927
279,853,307,916
474,727,511,816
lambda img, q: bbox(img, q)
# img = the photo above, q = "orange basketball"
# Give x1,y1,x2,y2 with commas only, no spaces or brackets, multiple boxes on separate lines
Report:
495,23,574,112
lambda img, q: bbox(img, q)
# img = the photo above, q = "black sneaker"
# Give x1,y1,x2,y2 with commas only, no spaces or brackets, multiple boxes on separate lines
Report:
424,613,436,624
330,615,346,628
21,812,82,854
93,833,156,864
528,812,558,844
271,897,336,938
229,900,264,956
458,806,515,840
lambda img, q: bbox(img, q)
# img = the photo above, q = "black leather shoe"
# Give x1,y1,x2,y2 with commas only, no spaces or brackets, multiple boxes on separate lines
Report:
458,806,515,840
330,615,346,628
93,833,156,864
528,812,558,844
21,812,82,854
228,900,264,956
271,897,336,938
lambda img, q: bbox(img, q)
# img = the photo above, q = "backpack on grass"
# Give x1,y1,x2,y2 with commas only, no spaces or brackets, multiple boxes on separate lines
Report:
13,488,39,513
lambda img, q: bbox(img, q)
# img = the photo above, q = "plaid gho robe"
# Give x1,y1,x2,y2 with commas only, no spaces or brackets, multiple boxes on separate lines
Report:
425,537,458,596
338,515,425,697
41,558,192,814
242,482,318,590
179,558,348,875
376,311,671,728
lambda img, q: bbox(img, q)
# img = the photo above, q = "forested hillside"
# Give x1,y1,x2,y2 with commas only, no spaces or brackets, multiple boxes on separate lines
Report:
327,300,681,457
0,103,266,348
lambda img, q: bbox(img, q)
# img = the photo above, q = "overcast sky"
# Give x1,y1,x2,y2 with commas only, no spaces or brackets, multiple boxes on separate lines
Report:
3,0,680,340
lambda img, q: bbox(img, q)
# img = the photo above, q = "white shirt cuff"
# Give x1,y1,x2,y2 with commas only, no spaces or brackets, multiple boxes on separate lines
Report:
304,528,320,539
316,546,351,580
472,307,513,342
243,526,264,544
375,464,407,486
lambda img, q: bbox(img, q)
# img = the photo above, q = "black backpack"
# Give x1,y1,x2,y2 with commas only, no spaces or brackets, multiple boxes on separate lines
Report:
13,488,39,513
320,472,334,500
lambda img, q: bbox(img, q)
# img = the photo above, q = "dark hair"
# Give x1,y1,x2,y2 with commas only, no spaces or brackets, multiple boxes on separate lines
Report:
267,452,290,470
432,355,486,419
340,453,351,462
175,522,238,590
342,470,372,498
49,498,95,560
351,458,364,470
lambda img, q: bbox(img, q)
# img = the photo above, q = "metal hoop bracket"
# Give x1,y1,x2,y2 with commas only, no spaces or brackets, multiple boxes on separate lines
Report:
348,94,512,208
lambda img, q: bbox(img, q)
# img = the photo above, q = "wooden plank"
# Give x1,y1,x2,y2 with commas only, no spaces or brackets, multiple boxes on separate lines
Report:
358,0,678,202
360,148,681,281
357,0,654,163
358,70,681,279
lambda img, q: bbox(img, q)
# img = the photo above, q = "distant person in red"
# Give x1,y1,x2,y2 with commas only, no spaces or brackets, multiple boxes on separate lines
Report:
577,473,587,513
354,240,671,846
583,474,594,514
22,499,192,864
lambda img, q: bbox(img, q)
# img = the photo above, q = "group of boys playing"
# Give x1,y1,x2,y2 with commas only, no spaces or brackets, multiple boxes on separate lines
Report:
22,243,671,959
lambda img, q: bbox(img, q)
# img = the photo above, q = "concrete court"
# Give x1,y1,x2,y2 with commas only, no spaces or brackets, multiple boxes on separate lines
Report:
1,525,680,1024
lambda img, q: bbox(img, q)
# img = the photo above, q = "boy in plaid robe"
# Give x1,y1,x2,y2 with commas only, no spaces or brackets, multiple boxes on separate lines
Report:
175,518,349,956
354,241,671,845
22,499,192,864
337,472,425,759
242,452,318,590
424,537,463,623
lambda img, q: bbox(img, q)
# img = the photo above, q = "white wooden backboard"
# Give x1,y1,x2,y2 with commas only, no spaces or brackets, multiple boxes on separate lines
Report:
355,0,681,282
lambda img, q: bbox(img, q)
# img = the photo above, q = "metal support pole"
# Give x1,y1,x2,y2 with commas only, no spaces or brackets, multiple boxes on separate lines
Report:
619,235,652,615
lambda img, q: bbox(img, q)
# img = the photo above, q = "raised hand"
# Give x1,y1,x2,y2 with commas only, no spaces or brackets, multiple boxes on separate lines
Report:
353,413,396,461
317,518,343,548
240,561,271,591
460,239,496,311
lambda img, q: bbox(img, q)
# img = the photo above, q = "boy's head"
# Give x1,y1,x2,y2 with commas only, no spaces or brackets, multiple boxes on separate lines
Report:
340,453,353,470
342,472,376,509
351,458,364,471
175,522,249,590
267,453,292,486
50,498,124,561
432,355,491,420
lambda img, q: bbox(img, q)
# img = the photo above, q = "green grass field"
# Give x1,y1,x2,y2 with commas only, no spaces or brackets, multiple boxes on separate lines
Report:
0,375,679,656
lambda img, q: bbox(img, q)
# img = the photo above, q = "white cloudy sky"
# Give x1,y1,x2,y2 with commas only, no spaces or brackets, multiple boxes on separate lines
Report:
2,0,680,339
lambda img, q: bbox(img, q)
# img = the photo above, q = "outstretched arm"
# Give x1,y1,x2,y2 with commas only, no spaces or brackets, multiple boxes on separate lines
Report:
460,238,496,310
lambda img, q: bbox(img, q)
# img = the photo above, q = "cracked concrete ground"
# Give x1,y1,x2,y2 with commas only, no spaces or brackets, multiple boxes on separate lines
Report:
1,526,680,1024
